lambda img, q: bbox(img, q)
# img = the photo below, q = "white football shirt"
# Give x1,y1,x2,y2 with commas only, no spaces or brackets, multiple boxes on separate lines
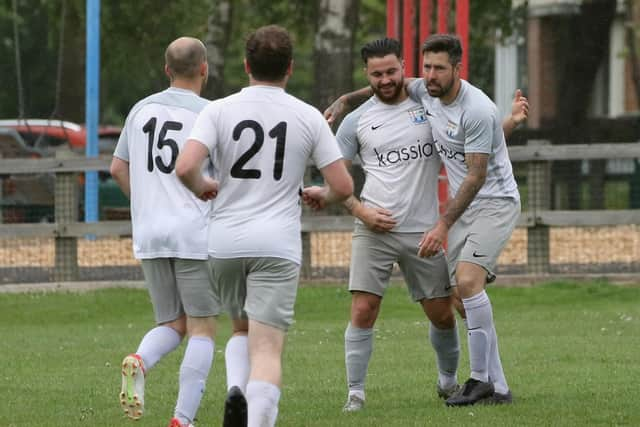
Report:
337,95,441,231
189,85,343,265
408,79,519,205
114,87,211,259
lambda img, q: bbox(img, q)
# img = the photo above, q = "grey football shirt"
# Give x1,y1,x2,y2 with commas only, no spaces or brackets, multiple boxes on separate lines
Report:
337,95,441,231
407,79,519,205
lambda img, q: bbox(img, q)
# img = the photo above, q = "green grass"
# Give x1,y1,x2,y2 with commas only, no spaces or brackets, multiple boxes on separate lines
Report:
1,281,639,426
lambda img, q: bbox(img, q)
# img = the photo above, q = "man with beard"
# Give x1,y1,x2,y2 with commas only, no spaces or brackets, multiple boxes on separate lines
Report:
111,37,250,427
413,33,521,406
323,35,527,409
324,38,460,412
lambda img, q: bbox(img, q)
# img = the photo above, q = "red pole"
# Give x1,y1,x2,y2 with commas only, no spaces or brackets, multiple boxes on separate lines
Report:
437,0,448,33
402,0,416,76
456,0,469,80
419,0,432,46
387,0,398,39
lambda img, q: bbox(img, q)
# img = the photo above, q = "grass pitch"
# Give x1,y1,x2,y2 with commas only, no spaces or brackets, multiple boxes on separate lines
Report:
1,281,639,426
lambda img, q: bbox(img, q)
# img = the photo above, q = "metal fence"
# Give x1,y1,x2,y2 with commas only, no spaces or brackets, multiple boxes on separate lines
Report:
2,141,640,284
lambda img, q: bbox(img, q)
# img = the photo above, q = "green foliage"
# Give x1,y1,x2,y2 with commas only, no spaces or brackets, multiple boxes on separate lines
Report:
1,282,640,426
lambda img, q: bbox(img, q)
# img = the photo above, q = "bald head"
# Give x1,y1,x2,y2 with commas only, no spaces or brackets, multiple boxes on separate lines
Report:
165,37,207,80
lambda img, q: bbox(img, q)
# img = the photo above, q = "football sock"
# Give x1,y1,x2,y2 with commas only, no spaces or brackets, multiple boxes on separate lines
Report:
136,325,182,370
246,380,280,427
344,323,373,399
225,334,250,393
462,291,493,383
174,336,214,425
429,322,460,389
488,325,510,394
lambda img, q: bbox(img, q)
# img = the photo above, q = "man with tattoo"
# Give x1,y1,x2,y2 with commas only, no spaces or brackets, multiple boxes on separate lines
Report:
411,34,521,406
324,33,527,407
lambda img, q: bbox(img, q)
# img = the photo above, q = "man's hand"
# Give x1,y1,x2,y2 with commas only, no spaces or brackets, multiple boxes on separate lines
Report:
418,220,449,257
197,177,218,201
302,186,327,210
323,96,349,126
511,89,528,125
357,205,397,232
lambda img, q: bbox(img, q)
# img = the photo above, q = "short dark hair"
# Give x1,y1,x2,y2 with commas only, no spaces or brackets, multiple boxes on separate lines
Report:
421,34,462,65
245,25,293,81
360,37,402,64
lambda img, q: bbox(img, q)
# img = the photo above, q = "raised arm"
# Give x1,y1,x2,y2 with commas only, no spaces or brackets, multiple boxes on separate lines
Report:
502,89,528,138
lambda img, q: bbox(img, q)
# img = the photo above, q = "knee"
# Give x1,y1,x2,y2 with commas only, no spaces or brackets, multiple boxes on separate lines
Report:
427,305,456,329
351,296,380,328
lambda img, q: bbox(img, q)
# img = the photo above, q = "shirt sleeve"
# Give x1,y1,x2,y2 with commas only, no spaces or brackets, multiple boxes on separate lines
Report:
463,106,494,154
311,112,343,169
407,79,427,103
335,111,359,161
113,119,130,161
188,102,219,152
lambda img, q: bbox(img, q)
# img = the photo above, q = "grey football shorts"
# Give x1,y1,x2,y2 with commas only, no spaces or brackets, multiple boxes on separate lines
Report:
141,258,220,324
208,257,300,331
349,224,452,301
447,197,521,282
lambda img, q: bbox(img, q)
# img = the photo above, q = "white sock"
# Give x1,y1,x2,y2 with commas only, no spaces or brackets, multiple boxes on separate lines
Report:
246,380,280,427
462,291,493,383
174,336,214,425
344,323,373,398
429,322,459,389
488,325,509,394
225,335,250,393
136,325,182,370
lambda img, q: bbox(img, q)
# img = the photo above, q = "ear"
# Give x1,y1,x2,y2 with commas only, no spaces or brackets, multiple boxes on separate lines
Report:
243,58,250,75
200,62,208,77
164,64,172,79
286,59,294,77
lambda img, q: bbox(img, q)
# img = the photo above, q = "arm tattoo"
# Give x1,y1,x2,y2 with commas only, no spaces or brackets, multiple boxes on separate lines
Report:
441,153,488,227
343,195,360,214
346,87,373,108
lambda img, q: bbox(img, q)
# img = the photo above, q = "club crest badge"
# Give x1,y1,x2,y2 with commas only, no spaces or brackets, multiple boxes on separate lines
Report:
446,120,457,137
408,107,427,125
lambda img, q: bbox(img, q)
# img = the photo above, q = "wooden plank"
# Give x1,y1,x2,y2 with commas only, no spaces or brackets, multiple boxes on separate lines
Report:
0,156,111,174
508,142,640,162
535,210,640,226
0,221,131,239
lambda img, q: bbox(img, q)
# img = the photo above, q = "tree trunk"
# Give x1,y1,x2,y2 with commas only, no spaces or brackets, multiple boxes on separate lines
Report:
312,0,359,114
202,0,232,100
626,0,640,109
58,0,85,123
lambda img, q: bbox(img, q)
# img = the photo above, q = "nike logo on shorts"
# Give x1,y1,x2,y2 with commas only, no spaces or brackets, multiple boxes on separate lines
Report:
472,251,487,258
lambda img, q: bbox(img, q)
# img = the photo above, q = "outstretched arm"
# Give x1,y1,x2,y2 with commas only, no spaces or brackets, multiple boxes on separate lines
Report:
323,87,373,125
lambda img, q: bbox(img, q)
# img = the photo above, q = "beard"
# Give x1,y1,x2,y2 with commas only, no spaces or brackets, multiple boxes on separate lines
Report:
372,79,403,103
425,78,454,98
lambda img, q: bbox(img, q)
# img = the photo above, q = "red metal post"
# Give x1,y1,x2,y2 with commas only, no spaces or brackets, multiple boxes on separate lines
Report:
402,0,416,76
456,0,469,79
387,0,398,39
419,0,432,47
437,0,448,33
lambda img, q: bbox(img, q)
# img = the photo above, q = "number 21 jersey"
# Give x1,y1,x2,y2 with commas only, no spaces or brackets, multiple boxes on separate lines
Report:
189,85,343,265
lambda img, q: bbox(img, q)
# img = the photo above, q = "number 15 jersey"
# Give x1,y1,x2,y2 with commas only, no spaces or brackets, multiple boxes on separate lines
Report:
189,85,343,265
114,87,211,260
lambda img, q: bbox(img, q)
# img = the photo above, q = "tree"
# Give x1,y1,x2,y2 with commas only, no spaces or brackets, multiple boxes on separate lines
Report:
312,0,360,112
202,0,233,100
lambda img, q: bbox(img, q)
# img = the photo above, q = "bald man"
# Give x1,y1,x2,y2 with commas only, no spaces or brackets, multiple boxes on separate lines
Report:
111,37,246,427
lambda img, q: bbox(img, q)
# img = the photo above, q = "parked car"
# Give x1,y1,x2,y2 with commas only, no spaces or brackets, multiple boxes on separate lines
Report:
0,119,128,223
